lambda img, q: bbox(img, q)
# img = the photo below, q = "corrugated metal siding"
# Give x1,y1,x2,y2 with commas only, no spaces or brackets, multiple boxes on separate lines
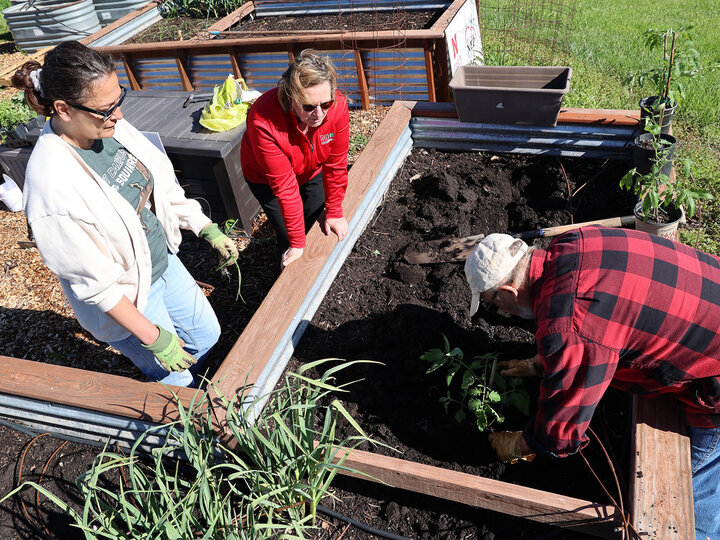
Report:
2,0,102,52
254,0,450,16
411,117,638,159
87,6,163,46
129,49,425,106
92,0,149,25
363,48,429,105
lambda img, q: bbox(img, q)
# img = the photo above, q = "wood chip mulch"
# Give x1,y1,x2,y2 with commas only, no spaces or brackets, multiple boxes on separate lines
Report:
0,106,389,378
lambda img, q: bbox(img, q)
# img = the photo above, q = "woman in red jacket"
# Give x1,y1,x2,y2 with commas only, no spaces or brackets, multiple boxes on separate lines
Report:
241,50,350,267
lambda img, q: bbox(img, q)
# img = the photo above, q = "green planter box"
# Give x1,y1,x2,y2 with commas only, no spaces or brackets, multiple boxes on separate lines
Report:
449,66,572,126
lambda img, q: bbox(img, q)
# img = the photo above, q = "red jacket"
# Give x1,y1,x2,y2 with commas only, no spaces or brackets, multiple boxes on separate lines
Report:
240,87,350,248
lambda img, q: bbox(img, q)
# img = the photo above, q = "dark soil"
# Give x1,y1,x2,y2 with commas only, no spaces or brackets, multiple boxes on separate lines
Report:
290,148,637,539
0,149,636,538
228,10,439,35
125,10,439,43
124,15,220,44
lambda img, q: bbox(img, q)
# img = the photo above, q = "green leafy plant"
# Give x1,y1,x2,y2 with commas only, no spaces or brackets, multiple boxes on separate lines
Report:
621,116,713,222
0,92,37,143
161,0,245,19
0,361,383,539
421,335,530,432
623,27,706,109
348,133,368,156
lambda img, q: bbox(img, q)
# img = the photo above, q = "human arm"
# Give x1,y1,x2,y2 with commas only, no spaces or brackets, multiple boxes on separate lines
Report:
106,296,196,372
498,353,543,377
244,108,307,249
523,333,620,457
319,97,349,238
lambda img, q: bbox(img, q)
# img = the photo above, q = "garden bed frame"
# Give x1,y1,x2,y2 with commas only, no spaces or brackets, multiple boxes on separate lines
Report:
83,0,469,108
0,102,692,538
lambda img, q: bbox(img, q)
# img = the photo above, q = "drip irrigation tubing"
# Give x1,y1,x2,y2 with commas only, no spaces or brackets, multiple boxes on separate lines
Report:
316,504,414,540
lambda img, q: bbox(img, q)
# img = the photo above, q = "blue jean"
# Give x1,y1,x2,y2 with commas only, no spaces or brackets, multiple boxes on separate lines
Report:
689,425,720,540
109,253,220,387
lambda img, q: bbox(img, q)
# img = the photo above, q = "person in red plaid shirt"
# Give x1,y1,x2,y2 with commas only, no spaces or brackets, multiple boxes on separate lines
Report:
464,226,720,539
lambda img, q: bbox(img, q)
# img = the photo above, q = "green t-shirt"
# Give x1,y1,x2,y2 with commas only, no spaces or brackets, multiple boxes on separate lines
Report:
75,138,168,283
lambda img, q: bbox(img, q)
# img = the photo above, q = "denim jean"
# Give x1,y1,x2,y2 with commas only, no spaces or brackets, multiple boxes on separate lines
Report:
689,425,720,540
109,253,220,387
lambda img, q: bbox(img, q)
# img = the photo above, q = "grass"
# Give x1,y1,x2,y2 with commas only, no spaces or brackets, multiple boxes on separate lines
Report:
481,0,720,253
566,0,720,252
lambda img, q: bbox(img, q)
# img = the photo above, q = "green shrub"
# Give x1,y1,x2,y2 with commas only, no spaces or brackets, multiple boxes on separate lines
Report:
161,0,245,19
0,92,37,143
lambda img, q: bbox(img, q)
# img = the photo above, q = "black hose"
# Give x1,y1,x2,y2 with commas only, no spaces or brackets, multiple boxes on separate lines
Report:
316,503,415,540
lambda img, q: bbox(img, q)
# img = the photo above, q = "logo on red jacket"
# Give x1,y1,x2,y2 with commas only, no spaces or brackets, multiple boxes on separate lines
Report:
320,132,335,145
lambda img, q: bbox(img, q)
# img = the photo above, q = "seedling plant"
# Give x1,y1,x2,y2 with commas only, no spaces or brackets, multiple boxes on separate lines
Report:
421,335,530,432
0,360,383,539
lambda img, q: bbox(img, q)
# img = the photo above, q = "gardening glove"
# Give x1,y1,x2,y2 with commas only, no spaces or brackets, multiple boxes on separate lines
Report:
488,431,536,464
200,223,239,266
142,325,197,372
498,356,541,378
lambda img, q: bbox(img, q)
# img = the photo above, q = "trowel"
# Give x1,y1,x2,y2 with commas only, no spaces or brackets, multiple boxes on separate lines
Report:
402,215,635,264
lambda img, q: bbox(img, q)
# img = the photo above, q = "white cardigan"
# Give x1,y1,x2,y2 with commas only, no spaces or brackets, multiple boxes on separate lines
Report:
24,119,211,342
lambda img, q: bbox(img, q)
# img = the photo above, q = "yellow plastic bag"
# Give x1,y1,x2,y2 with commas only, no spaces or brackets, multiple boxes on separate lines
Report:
199,75,260,132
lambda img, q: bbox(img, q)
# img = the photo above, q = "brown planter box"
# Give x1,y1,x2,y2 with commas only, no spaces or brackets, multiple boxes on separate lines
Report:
449,65,572,126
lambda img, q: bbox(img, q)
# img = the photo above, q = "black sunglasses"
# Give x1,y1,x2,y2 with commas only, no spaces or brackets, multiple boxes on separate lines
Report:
70,86,127,121
301,99,334,112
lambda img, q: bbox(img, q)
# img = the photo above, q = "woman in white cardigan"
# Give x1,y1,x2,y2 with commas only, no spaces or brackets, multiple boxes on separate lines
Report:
12,41,238,387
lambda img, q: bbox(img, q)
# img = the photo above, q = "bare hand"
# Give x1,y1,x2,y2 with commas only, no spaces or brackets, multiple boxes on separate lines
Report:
281,246,304,268
320,216,348,242
498,356,541,378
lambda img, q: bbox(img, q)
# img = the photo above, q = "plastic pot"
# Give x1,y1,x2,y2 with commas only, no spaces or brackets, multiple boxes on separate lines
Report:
633,201,683,242
632,132,676,176
639,96,677,135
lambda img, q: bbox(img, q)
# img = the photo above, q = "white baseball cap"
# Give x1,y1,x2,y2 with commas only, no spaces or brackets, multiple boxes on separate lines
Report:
464,234,528,316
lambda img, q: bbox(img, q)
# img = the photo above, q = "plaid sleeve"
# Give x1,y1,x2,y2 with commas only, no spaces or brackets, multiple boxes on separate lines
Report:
524,332,619,458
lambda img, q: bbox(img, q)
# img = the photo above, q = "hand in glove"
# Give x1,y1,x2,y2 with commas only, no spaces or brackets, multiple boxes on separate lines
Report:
200,223,239,266
497,356,541,378
142,325,197,372
488,431,536,464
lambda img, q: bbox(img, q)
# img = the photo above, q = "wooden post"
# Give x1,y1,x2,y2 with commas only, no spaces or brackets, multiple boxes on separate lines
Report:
229,48,244,80
175,51,194,91
424,46,436,102
122,54,142,90
354,50,370,110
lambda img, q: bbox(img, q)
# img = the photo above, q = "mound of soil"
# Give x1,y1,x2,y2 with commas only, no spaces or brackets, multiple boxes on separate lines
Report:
292,148,636,539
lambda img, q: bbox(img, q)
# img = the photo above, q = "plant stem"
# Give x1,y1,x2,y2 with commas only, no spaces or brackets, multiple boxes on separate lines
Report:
664,31,677,102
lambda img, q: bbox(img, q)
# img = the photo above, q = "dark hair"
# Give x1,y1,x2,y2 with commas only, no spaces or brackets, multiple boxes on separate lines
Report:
11,40,115,117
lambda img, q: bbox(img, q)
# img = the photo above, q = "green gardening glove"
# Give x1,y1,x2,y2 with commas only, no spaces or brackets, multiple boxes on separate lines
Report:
142,325,197,372
200,223,239,267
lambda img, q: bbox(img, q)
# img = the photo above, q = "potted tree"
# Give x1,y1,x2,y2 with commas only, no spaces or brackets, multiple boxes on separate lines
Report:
620,130,712,240
623,26,703,134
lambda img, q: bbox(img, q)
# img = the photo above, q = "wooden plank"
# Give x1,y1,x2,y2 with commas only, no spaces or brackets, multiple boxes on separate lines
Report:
408,101,642,125
122,54,142,90
0,46,52,87
175,51,194,91
81,0,162,46
424,46,436,102
433,38,451,102
354,50,370,110
211,101,413,400
430,0,467,32
631,396,694,538
337,447,623,539
0,355,196,424
205,1,256,33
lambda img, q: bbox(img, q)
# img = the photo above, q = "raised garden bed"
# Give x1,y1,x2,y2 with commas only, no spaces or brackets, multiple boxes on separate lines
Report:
92,0,480,108
0,103,693,538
